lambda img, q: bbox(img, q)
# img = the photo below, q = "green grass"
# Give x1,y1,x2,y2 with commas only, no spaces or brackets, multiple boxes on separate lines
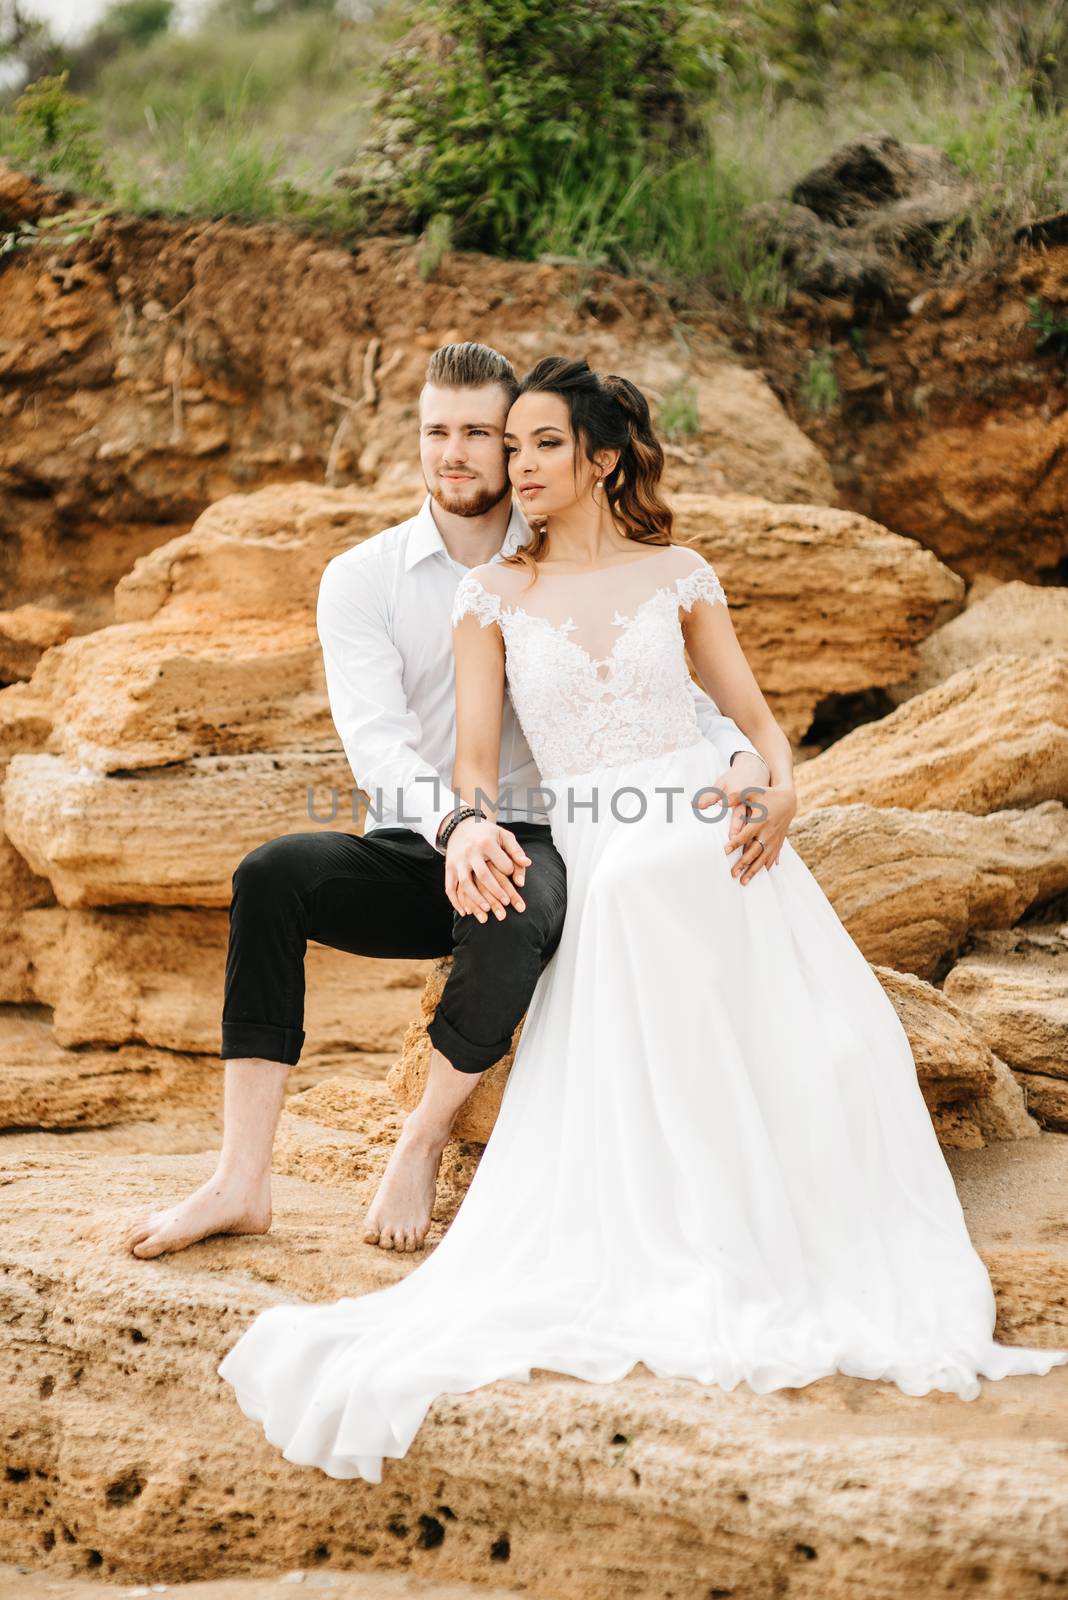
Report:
658,378,701,440
101,15,348,129
417,212,454,279
704,61,1068,272
0,6,400,222
800,348,840,413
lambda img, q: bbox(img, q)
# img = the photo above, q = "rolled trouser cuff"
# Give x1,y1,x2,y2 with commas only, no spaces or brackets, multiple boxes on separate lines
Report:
426,1008,514,1074
220,1020,305,1066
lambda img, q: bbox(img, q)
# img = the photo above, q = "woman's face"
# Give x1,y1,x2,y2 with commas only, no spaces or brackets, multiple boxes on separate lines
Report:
503,391,601,520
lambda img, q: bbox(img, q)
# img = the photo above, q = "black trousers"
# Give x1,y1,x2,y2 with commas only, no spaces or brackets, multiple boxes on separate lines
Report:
220,822,568,1073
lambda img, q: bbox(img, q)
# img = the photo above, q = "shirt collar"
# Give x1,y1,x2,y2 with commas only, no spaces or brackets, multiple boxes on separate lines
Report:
405,493,531,573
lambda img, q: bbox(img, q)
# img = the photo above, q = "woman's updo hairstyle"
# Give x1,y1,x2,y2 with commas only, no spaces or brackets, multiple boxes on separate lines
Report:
499,356,673,581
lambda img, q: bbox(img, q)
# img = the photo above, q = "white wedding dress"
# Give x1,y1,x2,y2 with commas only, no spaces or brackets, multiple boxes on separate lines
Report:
218,543,1068,1481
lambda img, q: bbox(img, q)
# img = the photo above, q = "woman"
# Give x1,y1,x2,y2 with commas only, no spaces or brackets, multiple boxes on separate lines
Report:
217,357,1067,1481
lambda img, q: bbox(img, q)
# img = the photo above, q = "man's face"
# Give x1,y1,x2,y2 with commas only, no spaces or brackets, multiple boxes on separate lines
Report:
419,381,512,516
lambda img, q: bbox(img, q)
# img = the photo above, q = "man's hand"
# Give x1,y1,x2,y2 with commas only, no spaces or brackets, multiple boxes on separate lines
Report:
444,817,532,923
698,752,795,885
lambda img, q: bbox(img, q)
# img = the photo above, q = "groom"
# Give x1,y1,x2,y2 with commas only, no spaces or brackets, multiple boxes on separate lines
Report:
123,341,770,1262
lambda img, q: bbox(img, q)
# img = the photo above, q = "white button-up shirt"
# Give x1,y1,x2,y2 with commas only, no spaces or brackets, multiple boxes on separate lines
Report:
316,494,762,851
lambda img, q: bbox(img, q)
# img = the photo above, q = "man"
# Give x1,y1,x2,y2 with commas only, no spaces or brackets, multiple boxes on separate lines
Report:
123,342,770,1261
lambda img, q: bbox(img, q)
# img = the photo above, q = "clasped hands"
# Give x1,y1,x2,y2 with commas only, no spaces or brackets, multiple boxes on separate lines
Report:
443,815,530,923
443,751,797,920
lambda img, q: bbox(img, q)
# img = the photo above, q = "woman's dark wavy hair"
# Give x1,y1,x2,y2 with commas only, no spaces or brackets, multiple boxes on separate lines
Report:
498,356,675,584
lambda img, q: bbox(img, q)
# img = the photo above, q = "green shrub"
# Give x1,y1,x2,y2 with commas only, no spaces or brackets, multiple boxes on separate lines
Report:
659,378,700,440
373,0,702,255
725,0,968,101
0,71,112,193
91,0,175,51
801,347,839,413
941,83,1068,251
417,211,453,278
1027,293,1068,363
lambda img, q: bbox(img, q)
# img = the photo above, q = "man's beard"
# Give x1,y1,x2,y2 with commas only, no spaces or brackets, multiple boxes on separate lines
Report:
430,475,512,518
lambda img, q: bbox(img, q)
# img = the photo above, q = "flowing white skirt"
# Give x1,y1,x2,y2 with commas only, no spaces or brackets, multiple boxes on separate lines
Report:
217,735,1068,1480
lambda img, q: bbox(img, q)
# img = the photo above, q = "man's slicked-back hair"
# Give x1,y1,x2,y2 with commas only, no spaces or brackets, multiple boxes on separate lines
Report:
424,341,518,406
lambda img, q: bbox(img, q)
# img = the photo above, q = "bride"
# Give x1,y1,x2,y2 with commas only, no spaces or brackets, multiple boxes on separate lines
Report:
217,356,1068,1481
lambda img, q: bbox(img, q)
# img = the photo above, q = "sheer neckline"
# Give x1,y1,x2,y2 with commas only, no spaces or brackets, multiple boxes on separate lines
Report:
520,547,674,579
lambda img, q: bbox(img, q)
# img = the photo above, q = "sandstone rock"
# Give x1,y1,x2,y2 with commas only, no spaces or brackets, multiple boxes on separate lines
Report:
670,494,963,739
789,801,1068,976
650,360,836,505
889,581,1068,702
18,905,429,1056
1013,1072,1068,1131
113,485,415,626
36,614,335,773
0,604,74,684
1,751,356,907
0,834,55,1003
0,1009,219,1131
1,1122,1066,1595
874,965,1036,1147
872,407,1068,582
0,678,56,764
794,654,1068,815
943,923,1068,1131
0,1010,400,1151
971,1055,1049,1146
943,924,1068,1081
387,959,519,1145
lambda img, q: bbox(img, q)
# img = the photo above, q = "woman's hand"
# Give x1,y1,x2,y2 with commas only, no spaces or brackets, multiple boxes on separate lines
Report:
445,817,531,923
724,782,796,882
681,584,797,886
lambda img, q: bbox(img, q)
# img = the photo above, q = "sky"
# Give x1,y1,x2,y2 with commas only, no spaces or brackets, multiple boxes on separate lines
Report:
12,0,202,45
22,0,112,39
0,0,204,88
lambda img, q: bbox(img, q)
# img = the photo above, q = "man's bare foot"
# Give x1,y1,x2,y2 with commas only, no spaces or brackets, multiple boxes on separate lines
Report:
122,1169,272,1259
363,1116,448,1253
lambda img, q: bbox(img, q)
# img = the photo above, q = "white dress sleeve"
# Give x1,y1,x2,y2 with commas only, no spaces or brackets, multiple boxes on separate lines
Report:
451,569,503,629
674,551,727,613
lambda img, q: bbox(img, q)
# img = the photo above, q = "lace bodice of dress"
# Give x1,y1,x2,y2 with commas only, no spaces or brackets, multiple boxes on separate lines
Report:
450,544,728,781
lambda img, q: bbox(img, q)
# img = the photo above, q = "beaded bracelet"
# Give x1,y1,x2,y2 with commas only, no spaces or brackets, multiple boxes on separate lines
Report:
437,804,487,853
